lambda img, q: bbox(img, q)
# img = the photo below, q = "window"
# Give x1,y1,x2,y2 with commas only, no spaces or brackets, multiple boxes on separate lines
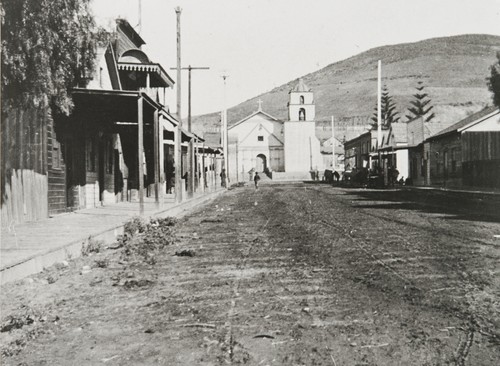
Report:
52,140,62,169
257,136,264,142
299,95,305,104
299,108,306,121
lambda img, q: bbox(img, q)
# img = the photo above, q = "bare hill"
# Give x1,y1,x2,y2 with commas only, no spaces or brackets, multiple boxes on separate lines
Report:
193,34,500,143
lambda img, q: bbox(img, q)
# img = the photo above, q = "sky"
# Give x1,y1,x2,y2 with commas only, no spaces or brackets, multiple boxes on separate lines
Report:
92,0,500,117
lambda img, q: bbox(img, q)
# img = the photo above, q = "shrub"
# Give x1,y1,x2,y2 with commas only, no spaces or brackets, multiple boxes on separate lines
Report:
81,237,103,256
117,216,177,265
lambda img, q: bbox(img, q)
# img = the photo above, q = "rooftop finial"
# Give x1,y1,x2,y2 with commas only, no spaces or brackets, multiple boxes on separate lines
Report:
257,98,263,111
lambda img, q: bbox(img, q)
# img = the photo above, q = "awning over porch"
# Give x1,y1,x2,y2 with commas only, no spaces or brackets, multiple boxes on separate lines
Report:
118,62,174,89
69,88,172,213
71,88,163,124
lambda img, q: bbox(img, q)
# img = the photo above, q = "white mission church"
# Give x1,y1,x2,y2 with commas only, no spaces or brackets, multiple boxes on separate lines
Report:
227,79,323,180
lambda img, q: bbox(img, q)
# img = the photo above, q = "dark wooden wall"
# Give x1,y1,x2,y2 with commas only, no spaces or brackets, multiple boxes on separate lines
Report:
47,113,67,215
1,106,49,226
462,131,500,161
462,131,500,188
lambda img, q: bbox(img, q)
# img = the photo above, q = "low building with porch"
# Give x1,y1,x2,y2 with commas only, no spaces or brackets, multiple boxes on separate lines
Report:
54,18,177,214
425,106,500,189
377,123,409,184
1,18,211,227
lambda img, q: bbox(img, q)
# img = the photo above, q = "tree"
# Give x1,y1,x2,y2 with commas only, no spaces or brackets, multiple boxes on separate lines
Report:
1,0,103,115
488,51,500,108
370,85,400,129
405,81,435,122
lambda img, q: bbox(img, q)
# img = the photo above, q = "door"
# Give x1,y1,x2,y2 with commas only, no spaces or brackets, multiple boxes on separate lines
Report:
256,154,267,172
64,140,75,209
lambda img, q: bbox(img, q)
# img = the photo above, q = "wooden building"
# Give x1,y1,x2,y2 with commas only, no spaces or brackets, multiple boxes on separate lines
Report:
405,118,450,186
1,105,51,226
425,106,500,189
1,19,182,227
377,123,409,183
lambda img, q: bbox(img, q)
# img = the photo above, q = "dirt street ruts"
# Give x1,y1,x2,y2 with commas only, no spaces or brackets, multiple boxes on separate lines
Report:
1,183,499,365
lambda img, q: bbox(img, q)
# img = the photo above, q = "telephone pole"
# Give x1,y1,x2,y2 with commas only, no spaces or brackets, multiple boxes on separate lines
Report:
377,60,382,150
174,7,182,203
221,74,229,188
170,65,210,197
331,116,335,170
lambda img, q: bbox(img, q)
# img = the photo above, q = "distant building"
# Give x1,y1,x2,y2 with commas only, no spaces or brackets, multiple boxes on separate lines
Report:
405,117,451,186
343,106,500,190
321,136,345,172
378,123,409,183
227,104,285,182
227,79,323,181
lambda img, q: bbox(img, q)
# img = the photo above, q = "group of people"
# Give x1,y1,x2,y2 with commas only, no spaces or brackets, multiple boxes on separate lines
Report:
219,167,262,189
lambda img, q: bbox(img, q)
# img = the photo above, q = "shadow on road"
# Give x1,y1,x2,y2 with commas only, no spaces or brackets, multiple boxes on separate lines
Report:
344,187,500,224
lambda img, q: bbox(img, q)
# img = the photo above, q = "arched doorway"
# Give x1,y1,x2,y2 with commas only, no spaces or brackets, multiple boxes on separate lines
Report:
256,154,267,172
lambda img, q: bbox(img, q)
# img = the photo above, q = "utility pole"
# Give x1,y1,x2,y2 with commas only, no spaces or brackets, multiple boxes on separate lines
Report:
138,0,142,34
331,116,335,170
377,60,382,153
221,74,229,188
171,66,210,197
174,7,182,203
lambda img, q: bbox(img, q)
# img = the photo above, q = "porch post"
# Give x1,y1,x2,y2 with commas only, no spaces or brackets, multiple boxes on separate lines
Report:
154,109,159,205
175,7,183,203
159,118,165,205
138,95,144,215
202,142,206,192
174,125,181,202
187,67,194,198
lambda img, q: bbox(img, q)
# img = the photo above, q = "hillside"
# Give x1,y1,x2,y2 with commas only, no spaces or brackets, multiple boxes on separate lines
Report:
193,34,500,143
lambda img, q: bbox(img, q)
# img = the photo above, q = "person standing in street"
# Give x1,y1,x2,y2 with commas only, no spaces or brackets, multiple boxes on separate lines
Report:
254,171,261,189
220,168,227,188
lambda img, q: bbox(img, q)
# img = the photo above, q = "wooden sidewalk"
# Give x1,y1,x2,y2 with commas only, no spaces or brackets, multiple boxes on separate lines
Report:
1,190,224,284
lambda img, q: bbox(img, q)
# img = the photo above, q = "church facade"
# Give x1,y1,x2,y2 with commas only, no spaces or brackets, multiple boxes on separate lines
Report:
227,79,322,181
228,105,285,179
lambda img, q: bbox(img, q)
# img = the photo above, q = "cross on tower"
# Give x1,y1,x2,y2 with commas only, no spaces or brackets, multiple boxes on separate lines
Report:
257,99,263,111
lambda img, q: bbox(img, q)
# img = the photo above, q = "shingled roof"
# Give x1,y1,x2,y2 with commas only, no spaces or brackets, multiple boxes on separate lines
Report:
429,105,499,139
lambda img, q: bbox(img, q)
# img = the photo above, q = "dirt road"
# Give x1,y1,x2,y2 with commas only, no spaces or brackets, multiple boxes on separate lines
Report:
1,183,499,365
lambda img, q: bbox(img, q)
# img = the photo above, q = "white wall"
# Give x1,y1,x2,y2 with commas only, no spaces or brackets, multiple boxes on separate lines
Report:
284,121,323,172
228,112,285,179
289,92,314,105
87,46,114,90
396,149,409,180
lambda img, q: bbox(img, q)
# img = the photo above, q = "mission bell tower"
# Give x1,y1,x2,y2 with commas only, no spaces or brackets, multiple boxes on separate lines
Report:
284,78,322,174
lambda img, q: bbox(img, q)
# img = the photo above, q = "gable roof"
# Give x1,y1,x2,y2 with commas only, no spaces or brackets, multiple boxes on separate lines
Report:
229,109,282,130
424,121,451,139
116,19,145,48
321,136,345,154
237,120,284,146
429,105,499,139
390,123,408,144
